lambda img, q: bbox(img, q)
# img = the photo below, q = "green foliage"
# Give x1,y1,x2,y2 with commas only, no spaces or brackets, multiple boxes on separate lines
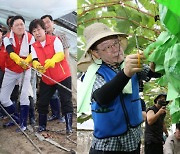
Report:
125,36,136,54
77,0,177,128
78,0,160,60
77,114,92,124
139,0,158,14
116,20,132,34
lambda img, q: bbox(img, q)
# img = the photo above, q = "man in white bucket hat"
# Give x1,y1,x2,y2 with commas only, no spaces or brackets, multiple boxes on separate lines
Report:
78,22,160,154
78,22,128,72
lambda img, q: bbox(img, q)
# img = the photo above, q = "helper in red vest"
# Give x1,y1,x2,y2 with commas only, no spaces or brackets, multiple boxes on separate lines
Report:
29,19,73,134
0,16,35,131
0,26,7,118
0,25,19,122
0,26,8,84
41,15,71,122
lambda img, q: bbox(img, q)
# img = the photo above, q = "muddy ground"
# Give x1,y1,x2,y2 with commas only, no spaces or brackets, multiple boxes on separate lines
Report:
0,111,77,154
77,131,92,154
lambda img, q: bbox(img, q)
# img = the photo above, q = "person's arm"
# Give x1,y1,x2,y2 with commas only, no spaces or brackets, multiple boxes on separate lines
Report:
142,111,147,121
163,122,169,137
3,37,14,54
3,37,26,66
147,106,166,125
138,63,162,82
64,48,69,60
93,53,144,105
164,135,174,154
53,37,64,54
141,99,147,121
58,33,70,60
148,62,162,78
147,70,162,78
44,37,64,69
31,46,45,73
92,70,130,105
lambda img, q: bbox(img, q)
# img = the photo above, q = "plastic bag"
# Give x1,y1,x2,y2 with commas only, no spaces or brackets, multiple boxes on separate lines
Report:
164,43,180,93
159,4,180,36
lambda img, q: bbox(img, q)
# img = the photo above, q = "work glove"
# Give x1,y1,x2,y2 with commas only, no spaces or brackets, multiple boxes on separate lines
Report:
32,60,46,73
9,52,24,66
24,54,32,64
19,54,32,69
44,52,64,69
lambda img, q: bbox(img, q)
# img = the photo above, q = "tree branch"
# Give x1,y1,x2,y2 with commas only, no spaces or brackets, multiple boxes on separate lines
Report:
128,33,155,42
78,16,160,34
78,0,155,18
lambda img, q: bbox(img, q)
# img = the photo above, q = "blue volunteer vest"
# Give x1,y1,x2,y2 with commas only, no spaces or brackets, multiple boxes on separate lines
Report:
91,64,143,138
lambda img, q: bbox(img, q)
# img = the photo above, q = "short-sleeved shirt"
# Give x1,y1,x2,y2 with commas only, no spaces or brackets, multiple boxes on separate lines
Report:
53,29,70,50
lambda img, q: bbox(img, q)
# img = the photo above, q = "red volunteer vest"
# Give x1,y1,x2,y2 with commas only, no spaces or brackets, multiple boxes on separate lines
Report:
6,32,32,73
32,35,71,85
0,44,8,72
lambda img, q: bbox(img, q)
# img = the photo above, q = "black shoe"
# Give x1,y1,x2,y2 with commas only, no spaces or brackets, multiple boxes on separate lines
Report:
38,114,47,132
38,126,46,132
3,113,19,128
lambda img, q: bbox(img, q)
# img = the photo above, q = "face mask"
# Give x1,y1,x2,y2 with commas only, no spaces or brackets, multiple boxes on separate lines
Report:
158,100,168,106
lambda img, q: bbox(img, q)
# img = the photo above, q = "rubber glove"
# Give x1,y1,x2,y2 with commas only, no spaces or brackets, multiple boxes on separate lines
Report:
44,52,64,69
32,60,46,73
9,52,24,66
19,54,32,69
24,54,32,64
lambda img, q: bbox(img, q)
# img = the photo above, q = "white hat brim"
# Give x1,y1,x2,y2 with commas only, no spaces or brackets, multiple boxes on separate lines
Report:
85,31,128,53
78,32,128,72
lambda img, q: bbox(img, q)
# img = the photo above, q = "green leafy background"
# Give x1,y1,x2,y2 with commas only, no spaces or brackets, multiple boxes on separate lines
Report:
78,0,180,127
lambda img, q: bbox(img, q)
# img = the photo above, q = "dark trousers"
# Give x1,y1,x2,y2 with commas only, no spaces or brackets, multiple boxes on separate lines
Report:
145,143,163,154
38,77,73,115
11,85,19,102
89,147,140,154
136,141,141,154
0,69,4,88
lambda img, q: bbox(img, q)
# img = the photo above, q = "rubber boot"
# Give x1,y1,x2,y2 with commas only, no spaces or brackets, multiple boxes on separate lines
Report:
29,96,36,125
58,99,65,123
3,104,19,128
38,114,47,132
0,104,6,118
59,116,65,123
0,109,3,119
48,97,60,121
18,105,29,131
65,113,73,134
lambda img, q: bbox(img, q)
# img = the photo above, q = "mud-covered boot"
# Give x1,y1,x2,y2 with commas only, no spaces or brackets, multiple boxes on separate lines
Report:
18,105,29,131
3,104,19,128
65,113,73,134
